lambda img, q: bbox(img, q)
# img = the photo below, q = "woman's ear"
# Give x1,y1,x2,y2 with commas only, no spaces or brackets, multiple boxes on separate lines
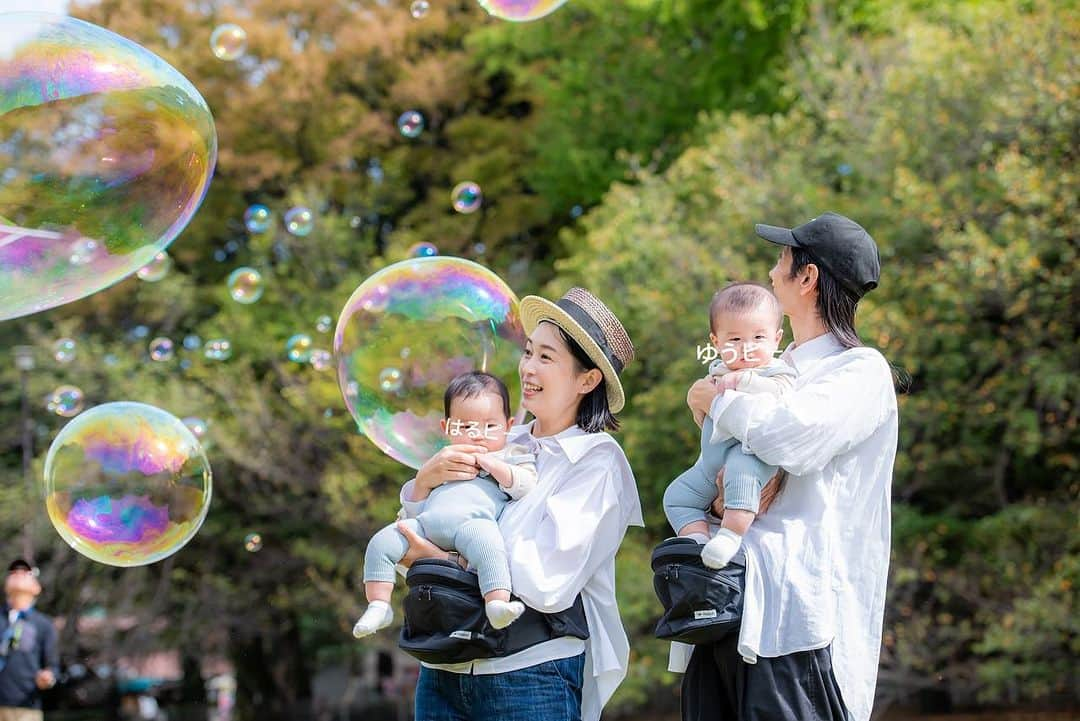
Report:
799,263,819,297
579,367,603,394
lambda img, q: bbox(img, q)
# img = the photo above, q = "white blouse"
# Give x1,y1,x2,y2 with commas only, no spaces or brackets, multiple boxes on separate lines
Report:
689,333,898,721
399,421,644,721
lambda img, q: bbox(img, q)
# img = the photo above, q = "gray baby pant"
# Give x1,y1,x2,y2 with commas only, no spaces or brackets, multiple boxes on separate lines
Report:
364,475,511,595
663,415,778,533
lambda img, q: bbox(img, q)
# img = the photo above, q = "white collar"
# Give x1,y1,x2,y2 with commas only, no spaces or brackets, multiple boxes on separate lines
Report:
780,332,845,373
510,420,616,465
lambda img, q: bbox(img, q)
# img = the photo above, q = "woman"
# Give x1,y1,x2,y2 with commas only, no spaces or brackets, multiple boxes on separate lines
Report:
395,287,643,721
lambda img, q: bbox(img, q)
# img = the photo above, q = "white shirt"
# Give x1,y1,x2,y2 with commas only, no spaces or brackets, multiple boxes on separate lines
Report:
400,422,644,721
685,333,896,721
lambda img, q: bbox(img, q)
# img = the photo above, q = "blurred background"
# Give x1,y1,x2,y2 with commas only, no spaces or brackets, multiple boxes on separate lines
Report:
0,0,1076,719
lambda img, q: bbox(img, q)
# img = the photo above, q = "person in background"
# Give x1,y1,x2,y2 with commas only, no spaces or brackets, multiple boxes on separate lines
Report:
0,559,59,721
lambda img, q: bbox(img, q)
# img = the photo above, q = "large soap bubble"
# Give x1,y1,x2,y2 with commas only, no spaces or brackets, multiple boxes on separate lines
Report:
335,257,526,469
477,0,568,22
43,401,212,567
0,13,217,321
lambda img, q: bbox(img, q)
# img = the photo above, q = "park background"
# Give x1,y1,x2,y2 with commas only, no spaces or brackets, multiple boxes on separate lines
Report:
0,0,1076,719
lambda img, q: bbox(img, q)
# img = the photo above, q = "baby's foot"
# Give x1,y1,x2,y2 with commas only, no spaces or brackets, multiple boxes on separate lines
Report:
485,599,525,629
701,528,742,569
352,600,393,638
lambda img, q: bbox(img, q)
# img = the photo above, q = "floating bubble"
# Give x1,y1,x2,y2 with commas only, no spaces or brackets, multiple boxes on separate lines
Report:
408,242,439,258
149,337,174,362
131,325,150,340
286,333,313,363
182,334,202,351
47,385,84,417
410,0,430,18
397,110,424,138
203,339,232,361
227,267,264,304
315,314,334,334
477,0,568,22
181,416,208,441
210,23,247,61
310,349,333,372
136,252,172,282
284,207,314,237
243,204,272,233
837,163,854,176
379,367,403,393
0,14,216,321
53,337,77,364
335,257,525,469
367,160,384,184
43,401,212,567
244,533,262,552
451,182,482,214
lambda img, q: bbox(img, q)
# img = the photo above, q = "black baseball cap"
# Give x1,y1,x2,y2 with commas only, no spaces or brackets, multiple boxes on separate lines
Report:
755,211,881,297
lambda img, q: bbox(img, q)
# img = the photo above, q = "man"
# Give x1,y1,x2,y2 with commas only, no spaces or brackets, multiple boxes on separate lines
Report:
0,560,59,721
683,212,898,721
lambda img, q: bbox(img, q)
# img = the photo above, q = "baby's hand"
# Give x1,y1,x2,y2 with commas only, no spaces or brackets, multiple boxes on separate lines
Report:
715,372,744,393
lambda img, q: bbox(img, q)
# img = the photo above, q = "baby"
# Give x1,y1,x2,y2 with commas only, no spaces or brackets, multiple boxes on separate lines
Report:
663,282,797,569
353,371,538,637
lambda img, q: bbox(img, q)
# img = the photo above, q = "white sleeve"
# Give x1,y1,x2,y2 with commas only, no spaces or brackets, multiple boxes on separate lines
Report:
502,460,539,501
507,450,631,613
711,351,896,476
398,478,426,519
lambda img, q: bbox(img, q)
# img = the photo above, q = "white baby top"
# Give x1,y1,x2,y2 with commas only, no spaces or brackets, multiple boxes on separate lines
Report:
400,421,644,721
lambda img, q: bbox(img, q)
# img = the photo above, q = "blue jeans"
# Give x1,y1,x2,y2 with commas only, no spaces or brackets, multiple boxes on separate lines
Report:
414,653,585,721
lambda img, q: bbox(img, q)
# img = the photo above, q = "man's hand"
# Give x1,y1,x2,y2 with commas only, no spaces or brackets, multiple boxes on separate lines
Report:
396,521,466,569
35,669,55,690
687,377,723,419
711,468,726,517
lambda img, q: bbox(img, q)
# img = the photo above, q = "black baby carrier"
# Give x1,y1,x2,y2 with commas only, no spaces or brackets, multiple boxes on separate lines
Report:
651,536,744,644
399,558,590,664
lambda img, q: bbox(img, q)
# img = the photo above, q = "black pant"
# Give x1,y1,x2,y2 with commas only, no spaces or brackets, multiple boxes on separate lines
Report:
681,632,849,721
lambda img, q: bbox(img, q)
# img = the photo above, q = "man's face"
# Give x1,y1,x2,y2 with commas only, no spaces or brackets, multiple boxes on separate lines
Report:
4,568,40,599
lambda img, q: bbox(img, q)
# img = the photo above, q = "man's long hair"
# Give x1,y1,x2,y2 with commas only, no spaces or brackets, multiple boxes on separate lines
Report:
788,247,862,349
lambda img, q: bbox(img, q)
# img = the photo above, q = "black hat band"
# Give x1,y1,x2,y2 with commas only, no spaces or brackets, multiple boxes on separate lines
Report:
555,298,625,374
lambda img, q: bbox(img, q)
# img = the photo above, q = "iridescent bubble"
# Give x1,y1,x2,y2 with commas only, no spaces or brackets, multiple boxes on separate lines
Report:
284,207,314,237
451,182,482,214
397,110,424,138
0,14,216,321
53,337,77,364
379,367,403,392
148,337,174,362
69,238,102,266
315,315,334,334
182,334,202,351
477,0,568,22
244,533,262,552
226,267,264,304
408,242,439,258
286,333,313,363
210,23,247,61
243,204,272,233
410,0,430,18
43,401,212,567
309,349,333,372
335,257,525,469
47,385,84,417
181,416,208,441
203,339,232,361
136,251,172,282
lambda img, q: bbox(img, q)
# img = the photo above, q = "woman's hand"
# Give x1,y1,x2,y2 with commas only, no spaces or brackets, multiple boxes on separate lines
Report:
412,443,488,501
687,377,723,419
396,522,467,569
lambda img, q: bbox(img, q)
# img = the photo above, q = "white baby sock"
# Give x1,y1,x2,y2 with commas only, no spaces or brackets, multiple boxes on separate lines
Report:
701,528,743,569
485,599,525,629
683,532,711,545
352,600,393,638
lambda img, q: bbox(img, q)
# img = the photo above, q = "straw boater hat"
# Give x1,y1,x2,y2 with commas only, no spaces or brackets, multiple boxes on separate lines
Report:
519,288,635,413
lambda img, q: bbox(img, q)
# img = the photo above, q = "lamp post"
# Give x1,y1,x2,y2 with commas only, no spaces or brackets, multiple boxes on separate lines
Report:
14,345,35,562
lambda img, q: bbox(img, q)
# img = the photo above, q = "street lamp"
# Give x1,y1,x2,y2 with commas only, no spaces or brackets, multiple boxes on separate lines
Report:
13,345,35,562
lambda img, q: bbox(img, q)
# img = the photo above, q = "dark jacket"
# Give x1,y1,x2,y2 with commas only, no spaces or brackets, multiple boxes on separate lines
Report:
0,605,59,709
